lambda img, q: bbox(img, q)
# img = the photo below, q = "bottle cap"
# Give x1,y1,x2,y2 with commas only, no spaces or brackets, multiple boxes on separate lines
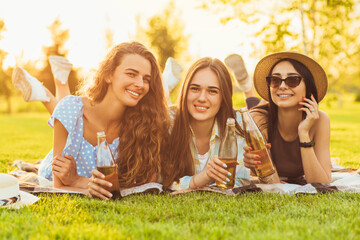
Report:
97,131,106,137
226,118,235,125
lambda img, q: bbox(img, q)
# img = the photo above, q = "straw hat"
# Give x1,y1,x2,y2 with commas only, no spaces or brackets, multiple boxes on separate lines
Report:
0,173,39,209
253,52,328,102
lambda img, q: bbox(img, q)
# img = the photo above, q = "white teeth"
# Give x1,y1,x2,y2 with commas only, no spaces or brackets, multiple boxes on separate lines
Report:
279,94,292,98
196,106,207,110
127,90,139,96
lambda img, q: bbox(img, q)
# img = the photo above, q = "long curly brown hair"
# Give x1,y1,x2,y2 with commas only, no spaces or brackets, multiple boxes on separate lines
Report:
83,42,169,188
162,57,243,187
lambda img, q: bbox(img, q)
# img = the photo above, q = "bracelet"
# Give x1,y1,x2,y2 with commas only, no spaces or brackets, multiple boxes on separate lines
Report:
299,140,315,148
192,175,199,189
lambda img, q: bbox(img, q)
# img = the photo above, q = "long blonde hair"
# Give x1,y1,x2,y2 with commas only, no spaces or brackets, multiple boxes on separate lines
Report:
84,42,169,187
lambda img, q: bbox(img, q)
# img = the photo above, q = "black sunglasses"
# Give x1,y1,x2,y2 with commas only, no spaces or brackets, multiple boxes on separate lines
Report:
266,76,303,88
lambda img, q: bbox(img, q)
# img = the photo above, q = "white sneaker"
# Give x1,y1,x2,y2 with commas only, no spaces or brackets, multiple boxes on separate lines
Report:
224,54,252,92
162,57,183,92
49,56,73,84
12,67,50,102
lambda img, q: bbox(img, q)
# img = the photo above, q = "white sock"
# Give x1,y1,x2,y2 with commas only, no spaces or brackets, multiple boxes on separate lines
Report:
162,57,183,92
49,56,73,84
236,76,253,93
12,67,50,102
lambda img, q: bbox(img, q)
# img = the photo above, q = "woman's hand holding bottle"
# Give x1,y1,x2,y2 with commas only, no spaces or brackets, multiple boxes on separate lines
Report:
88,169,114,200
206,156,236,186
243,143,272,169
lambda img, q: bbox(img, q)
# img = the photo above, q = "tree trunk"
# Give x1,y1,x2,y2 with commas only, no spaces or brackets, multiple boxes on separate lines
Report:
6,95,11,114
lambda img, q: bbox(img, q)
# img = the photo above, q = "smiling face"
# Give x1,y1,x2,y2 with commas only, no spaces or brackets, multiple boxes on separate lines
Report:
107,54,151,107
269,61,306,109
186,67,222,124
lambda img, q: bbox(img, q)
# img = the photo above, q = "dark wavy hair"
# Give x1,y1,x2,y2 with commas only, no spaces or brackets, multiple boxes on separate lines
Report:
83,42,169,187
162,57,244,187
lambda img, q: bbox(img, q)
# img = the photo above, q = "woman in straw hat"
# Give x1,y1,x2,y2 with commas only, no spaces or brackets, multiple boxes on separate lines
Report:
243,52,331,184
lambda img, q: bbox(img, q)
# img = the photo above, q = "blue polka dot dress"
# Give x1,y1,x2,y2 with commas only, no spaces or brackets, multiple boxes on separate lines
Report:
38,95,119,181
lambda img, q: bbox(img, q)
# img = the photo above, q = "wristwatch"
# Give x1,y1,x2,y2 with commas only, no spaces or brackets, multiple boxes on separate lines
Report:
299,141,315,148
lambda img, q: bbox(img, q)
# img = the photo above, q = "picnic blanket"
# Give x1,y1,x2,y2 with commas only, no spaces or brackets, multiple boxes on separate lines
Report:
172,168,360,196
6,159,360,197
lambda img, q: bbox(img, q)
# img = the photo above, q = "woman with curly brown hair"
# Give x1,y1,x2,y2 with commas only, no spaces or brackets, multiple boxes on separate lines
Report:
13,42,169,196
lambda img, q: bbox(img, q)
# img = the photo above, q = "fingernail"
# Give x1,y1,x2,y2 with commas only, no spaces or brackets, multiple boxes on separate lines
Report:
109,183,112,187
109,193,113,198
268,143,271,147
311,94,313,97
255,155,261,159
249,147,253,151
298,108,301,110
226,178,230,182
102,174,105,178
222,181,227,185
222,163,227,168
257,161,261,164
255,165,258,168
227,172,232,176
298,101,302,104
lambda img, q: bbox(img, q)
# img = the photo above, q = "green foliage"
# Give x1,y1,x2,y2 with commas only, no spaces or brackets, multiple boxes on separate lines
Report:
201,0,360,92
355,93,360,102
135,1,189,70
0,19,13,114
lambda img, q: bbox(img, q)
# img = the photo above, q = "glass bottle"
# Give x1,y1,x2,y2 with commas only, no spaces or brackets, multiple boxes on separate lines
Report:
96,131,120,198
216,118,238,189
240,109,275,180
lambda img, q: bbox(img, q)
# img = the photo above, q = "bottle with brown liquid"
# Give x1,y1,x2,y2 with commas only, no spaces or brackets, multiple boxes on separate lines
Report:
216,118,238,189
96,131,120,198
240,109,276,181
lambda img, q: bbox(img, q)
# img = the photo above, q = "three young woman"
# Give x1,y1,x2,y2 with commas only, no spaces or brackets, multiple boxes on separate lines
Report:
243,52,331,184
12,46,331,196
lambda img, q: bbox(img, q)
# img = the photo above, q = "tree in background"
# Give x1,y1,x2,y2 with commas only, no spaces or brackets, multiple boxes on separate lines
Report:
0,19,13,114
135,0,189,70
38,18,80,95
202,0,360,100
105,27,114,50
105,16,115,50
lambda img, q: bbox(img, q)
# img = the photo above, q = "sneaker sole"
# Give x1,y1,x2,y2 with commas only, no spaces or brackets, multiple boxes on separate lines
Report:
12,67,32,102
49,56,73,69
224,54,248,82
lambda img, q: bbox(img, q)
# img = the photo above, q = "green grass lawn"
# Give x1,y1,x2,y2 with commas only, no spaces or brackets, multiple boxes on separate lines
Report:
1,94,360,239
